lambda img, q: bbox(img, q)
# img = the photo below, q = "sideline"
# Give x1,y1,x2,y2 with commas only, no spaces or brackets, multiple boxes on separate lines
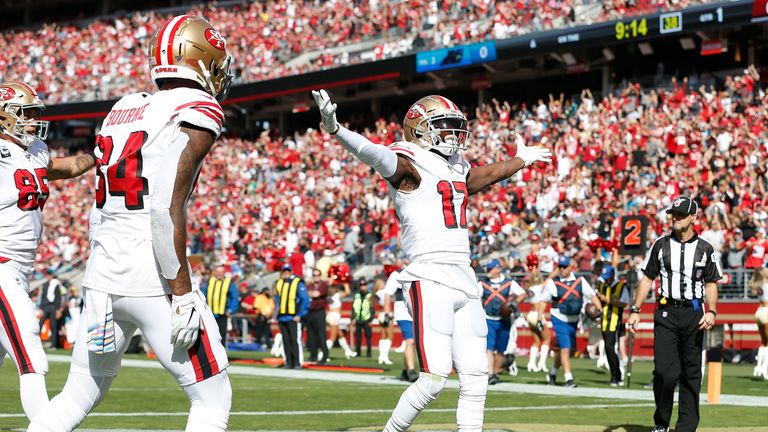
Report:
45,354,768,407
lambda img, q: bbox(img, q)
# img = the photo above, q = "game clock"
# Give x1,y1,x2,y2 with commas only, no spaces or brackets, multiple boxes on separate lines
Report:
614,18,648,40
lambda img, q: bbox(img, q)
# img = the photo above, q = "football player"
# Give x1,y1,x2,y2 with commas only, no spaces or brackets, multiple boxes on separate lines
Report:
28,15,234,432
313,90,551,431
0,81,95,420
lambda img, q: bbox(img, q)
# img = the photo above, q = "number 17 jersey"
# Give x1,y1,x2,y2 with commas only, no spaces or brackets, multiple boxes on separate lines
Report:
387,141,479,297
83,87,223,296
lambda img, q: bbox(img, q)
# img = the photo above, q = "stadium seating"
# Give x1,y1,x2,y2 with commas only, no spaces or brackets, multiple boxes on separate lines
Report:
0,0,718,104
39,70,768,285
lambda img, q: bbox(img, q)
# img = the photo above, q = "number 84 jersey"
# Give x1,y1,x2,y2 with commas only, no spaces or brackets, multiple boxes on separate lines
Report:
84,87,223,296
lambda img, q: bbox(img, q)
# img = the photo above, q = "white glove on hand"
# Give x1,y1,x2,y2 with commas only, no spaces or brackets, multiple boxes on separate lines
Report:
311,89,339,134
514,134,552,167
170,290,203,351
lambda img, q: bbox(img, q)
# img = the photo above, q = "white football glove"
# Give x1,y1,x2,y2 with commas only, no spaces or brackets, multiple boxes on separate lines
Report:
311,89,339,134
514,134,552,167
170,290,203,351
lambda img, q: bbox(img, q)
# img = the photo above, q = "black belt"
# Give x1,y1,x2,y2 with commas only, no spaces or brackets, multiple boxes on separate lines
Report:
658,297,698,308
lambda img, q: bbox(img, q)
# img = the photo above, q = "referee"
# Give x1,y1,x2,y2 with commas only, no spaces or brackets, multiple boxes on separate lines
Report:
627,196,722,432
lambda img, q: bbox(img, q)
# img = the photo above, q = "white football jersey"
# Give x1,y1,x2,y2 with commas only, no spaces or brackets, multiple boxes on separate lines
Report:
383,270,411,322
82,87,223,296
0,138,50,273
387,141,478,297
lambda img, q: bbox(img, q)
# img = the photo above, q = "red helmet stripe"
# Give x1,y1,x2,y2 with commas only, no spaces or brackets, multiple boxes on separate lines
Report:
155,18,174,65
165,15,189,65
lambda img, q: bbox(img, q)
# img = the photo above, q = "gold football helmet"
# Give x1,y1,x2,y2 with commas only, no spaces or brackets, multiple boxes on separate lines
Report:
148,15,233,101
0,81,49,147
403,95,470,156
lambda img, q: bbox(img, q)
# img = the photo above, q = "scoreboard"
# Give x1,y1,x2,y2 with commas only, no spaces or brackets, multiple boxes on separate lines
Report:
494,0,759,59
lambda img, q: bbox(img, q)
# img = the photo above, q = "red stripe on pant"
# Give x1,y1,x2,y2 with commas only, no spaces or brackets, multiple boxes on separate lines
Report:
410,281,429,373
199,320,220,376
0,285,35,374
187,321,220,382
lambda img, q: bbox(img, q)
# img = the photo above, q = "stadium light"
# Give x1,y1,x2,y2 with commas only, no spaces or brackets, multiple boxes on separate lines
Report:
638,42,654,55
602,48,615,61
561,52,577,65
680,37,696,50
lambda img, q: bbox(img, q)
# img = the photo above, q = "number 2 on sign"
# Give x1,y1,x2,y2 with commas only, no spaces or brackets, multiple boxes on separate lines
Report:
436,180,468,229
624,219,642,246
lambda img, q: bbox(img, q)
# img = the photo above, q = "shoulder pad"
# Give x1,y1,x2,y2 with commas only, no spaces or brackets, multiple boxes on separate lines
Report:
387,141,419,158
164,88,224,138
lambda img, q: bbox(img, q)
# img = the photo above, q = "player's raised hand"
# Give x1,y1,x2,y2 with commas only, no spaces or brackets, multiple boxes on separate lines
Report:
514,133,552,167
170,290,203,350
311,89,339,134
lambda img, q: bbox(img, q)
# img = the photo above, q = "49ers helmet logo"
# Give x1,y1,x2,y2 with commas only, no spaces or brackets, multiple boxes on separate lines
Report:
204,28,226,50
0,87,16,101
406,103,426,119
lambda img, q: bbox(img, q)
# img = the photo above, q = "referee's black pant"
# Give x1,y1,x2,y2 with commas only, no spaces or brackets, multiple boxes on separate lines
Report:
653,306,704,432
278,320,302,368
355,320,372,357
602,328,622,383
304,309,329,361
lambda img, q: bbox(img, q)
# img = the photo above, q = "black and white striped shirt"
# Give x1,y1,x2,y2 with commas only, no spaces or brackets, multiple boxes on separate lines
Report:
641,233,723,300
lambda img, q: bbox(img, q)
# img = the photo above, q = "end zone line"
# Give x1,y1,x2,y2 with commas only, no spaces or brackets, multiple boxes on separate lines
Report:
0,402,655,418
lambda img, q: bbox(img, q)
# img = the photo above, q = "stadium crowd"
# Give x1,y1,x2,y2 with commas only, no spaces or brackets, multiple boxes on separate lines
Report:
1,0,715,104
39,67,768,285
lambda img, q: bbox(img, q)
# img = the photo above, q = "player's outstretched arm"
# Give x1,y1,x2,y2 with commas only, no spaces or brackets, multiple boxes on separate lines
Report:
311,89,419,189
47,153,96,181
151,123,215,350
466,134,551,195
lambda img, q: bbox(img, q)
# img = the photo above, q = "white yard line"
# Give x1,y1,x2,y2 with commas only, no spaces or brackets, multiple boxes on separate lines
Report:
43,354,768,407
0,402,655,419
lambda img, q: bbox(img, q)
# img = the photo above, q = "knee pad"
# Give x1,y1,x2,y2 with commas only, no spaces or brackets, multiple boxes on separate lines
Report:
414,373,447,404
184,370,232,411
28,373,112,432
184,370,232,431
186,406,230,432
458,372,488,399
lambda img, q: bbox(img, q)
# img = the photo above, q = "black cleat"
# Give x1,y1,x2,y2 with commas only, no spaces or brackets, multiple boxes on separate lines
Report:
546,374,557,386
565,379,578,388
488,374,501,385
407,369,419,382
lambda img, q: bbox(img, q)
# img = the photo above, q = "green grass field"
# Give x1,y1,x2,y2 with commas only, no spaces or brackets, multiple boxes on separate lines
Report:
1,349,766,431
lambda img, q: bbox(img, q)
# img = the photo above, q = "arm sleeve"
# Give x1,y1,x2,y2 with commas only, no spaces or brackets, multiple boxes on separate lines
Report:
510,281,526,296
543,280,556,303
227,286,240,314
581,278,596,299
619,283,631,305
334,126,398,178
641,238,663,279
702,245,723,283
297,282,310,317
384,272,400,296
